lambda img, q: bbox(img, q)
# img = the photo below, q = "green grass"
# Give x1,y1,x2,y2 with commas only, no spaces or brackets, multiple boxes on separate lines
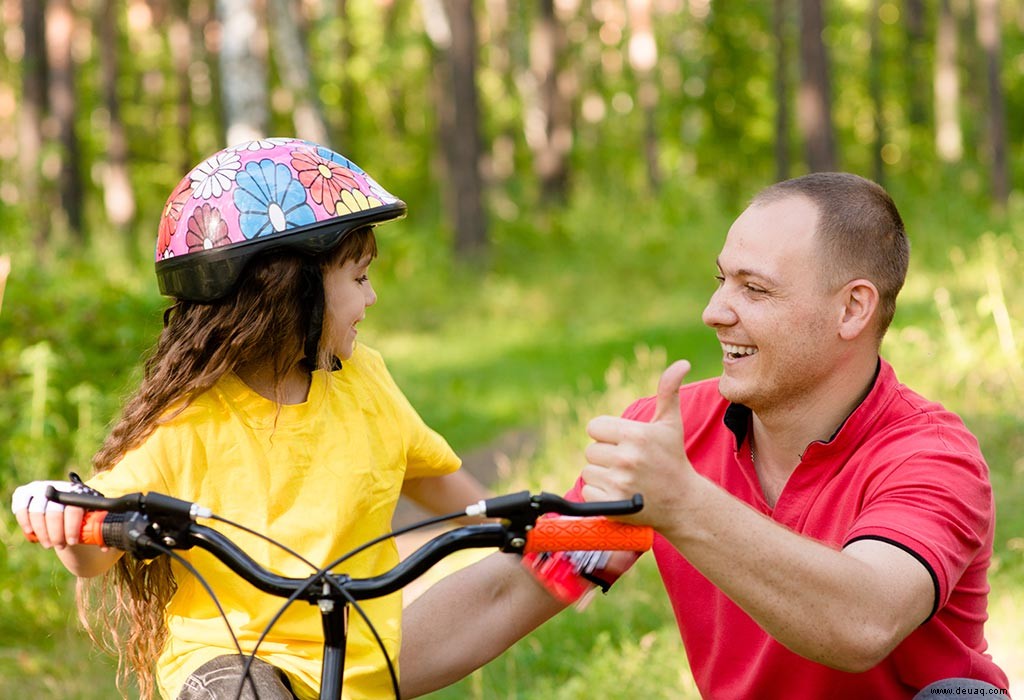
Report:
1,178,1021,697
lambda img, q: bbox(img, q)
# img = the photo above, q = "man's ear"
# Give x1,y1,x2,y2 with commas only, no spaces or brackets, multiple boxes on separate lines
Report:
838,279,879,340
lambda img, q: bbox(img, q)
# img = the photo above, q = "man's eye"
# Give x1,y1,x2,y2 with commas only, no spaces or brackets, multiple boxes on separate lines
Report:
745,284,766,294
714,275,725,285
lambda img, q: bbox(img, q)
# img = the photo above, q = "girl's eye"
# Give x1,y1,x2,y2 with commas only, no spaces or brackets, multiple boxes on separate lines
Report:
356,275,369,285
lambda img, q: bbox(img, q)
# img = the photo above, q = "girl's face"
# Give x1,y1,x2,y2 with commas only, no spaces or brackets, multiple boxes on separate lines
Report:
322,253,377,360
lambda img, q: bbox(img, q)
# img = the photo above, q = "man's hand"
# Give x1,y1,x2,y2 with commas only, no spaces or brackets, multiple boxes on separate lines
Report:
580,360,696,531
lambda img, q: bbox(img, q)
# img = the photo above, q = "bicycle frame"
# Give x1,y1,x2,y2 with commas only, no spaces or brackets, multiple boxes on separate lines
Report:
47,488,653,700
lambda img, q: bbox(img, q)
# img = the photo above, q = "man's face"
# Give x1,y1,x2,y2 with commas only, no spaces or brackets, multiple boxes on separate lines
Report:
701,195,845,412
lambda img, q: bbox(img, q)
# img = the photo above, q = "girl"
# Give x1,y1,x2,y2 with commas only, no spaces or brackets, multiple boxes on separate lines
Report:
13,139,486,699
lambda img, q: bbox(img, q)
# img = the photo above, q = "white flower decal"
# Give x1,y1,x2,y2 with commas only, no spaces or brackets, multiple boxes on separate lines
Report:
231,138,296,152
190,151,242,199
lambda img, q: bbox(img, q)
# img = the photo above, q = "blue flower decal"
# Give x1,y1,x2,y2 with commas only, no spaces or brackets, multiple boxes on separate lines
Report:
234,159,315,239
317,146,362,174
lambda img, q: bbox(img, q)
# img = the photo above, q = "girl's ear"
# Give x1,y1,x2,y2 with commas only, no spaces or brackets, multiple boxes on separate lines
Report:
838,279,879,341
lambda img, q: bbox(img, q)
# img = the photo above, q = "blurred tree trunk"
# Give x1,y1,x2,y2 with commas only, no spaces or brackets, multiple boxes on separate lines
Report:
337,0,357,147
627,0,660,192
903,0,928,126
974,0,1008,207
445,0,487,256
168,0,194,173
868,0,886,185
773,0,791,182
217,0,269,144
46,0,84,238
382,0,408,139
525,0,572,203
423,0,488,257
480,0,519,187
99,0,136,231
934,0,962,162
20,0,50,249
268,0,329,144
797,0,836,171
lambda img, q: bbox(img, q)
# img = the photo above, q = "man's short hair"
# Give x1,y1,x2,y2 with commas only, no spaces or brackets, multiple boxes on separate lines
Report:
752,172,910,340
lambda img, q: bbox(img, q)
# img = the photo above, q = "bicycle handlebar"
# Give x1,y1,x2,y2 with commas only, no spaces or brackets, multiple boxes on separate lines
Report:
45,487,653,604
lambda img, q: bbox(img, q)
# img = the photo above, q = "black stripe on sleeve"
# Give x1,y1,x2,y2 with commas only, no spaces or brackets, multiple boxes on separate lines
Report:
844,535,940,623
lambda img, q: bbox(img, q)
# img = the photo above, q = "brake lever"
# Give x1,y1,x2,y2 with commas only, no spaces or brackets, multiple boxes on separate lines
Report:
532,492,644,517
47,487,143,512
464,491,644,519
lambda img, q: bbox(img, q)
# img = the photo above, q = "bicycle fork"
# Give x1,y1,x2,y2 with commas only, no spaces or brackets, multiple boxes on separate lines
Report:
318,584,349,700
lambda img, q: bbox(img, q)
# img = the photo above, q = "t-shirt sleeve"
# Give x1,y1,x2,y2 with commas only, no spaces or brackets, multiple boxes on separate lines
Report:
367,348,461,480
87,435,176,498
844,446,993,617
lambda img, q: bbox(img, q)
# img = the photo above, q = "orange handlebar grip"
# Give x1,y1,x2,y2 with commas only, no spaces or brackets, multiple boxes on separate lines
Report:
524,517,654,553
25,510,108,545
79,510,109,546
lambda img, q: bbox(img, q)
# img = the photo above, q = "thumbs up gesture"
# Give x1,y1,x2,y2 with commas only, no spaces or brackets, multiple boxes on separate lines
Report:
580,360,695,531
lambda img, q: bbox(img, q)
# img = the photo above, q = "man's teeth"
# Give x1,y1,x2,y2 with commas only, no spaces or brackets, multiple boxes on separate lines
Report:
723,343,758,357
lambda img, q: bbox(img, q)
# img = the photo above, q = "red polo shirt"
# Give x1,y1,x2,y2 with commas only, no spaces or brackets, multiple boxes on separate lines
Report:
564,359,1007,697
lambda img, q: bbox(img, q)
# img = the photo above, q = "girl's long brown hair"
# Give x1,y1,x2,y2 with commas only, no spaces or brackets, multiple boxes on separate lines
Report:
78,228,376,699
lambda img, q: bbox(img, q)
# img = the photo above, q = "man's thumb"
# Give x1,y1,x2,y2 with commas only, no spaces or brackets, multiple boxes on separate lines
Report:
652,360,691,424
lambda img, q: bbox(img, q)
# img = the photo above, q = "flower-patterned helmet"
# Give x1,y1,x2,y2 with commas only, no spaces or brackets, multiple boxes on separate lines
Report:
154,138,406,301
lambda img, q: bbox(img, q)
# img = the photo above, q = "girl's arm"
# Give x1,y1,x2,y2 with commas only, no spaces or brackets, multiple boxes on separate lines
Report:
401,470,491,524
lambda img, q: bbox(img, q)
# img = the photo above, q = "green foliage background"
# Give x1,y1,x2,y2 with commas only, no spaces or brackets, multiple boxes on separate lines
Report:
2,1,1023,697
2,173,1022,697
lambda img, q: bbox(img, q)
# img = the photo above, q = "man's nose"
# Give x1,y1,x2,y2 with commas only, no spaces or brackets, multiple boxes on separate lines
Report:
702,287,735,328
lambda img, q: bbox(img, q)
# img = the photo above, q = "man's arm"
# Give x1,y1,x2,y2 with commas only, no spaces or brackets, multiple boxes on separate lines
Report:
400,551,568,698
581,361,934,673
658,477,932,671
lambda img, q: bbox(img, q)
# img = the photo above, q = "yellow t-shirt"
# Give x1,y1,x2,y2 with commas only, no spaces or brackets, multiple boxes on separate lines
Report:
88,344,460,699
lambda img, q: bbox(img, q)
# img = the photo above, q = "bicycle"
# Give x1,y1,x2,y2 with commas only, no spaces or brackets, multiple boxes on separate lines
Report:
45,485,654,700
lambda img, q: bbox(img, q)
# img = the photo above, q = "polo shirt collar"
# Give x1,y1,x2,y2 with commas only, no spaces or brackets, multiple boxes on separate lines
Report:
722,358,888,452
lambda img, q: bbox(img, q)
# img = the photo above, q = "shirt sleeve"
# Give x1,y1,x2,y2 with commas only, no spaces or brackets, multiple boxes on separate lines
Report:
844,446,993,617
87,435,176,498
365,348,461,480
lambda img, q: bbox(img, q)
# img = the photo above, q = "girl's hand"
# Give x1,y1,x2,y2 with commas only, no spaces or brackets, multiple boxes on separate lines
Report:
12,480,87,549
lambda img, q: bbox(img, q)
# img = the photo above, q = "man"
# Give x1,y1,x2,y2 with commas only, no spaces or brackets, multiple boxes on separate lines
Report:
400,173,1008,698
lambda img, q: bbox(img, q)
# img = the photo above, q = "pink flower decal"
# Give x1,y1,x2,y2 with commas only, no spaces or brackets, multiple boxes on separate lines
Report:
185,203,231,252
291,149,359,215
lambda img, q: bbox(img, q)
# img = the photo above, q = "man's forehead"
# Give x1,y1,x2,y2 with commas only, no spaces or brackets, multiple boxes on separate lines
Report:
742,194,818,226
717,197,819,274
724,197,818,248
